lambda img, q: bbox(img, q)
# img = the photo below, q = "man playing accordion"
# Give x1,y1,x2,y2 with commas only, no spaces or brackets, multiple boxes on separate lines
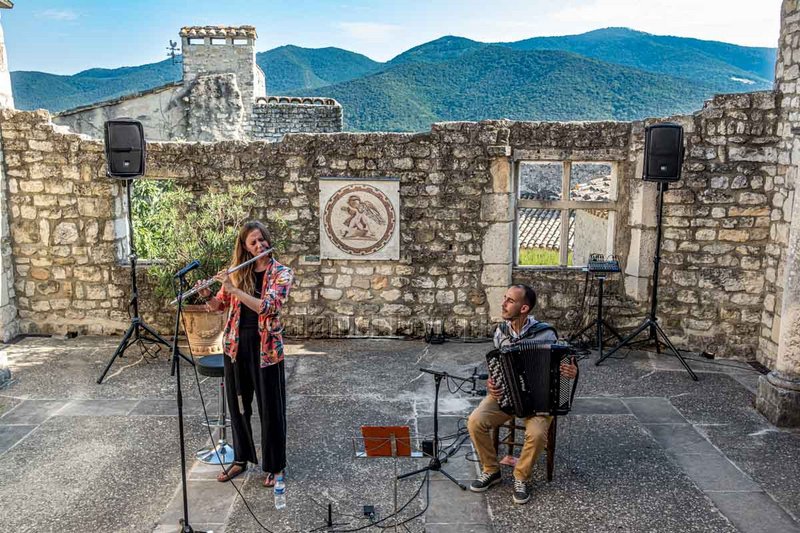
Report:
467,284,578,504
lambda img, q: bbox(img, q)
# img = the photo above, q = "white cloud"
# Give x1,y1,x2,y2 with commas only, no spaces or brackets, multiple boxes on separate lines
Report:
551,0,780,47
39,9,79,21
337,21,403,43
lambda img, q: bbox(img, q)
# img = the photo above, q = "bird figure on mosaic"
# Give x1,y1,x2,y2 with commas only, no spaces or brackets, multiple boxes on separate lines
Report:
340,194,385,240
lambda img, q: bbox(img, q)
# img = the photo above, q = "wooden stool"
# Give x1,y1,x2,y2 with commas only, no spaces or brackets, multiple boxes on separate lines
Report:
492,416,558,481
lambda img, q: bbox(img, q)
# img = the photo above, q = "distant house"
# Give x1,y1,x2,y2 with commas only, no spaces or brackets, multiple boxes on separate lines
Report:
52,26,342,142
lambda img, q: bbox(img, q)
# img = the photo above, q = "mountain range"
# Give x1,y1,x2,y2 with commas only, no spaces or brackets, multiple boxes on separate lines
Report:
11,28,776,132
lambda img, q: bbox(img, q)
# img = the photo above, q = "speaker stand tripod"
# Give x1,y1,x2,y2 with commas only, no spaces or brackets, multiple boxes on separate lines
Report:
569,274,624,355
97,178,171,384
596,182,697,381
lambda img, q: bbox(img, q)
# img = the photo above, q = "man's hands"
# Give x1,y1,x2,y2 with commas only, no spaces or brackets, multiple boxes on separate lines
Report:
487,377,503,401
560,358,578,380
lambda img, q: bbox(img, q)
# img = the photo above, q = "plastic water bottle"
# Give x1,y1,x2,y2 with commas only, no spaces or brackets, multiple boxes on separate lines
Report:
274,475,286,510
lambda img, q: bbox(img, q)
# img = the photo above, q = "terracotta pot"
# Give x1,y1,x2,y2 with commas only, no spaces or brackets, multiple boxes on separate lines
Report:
181,305,225,356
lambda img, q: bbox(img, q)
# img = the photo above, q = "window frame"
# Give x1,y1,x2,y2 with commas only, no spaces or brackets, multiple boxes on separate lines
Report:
513,158,620,269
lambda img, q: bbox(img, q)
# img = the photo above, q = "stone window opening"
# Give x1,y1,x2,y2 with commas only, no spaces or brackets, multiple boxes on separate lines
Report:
187,37,204,46
514,160,618,268
232,38,248,46
210,37,227,46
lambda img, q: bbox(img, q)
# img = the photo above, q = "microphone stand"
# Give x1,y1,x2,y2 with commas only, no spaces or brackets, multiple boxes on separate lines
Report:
398,368,475,490
171,274,204,533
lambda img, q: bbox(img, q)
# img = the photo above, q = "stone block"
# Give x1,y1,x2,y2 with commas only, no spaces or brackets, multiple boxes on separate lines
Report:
480,263,511,287
490,158,510,193
481,222,512,263
320,288,342,301
484,286,506,320
53,222,79,244
756,373,800,427
480,194,512,222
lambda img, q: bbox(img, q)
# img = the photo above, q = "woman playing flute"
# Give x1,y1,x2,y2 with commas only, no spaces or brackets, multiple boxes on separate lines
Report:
196,220,294,487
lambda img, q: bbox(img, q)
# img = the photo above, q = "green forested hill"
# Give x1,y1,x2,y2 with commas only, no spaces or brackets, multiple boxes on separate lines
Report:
505,28,775,92
256,45,382,93
304,46,718,131
11,27,776,132
12,60,182,112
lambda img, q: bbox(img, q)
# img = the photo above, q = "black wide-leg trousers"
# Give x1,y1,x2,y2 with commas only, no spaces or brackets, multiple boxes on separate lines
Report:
223,327,287,473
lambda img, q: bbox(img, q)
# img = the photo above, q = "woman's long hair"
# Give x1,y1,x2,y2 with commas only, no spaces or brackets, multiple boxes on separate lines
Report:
229,220,272,296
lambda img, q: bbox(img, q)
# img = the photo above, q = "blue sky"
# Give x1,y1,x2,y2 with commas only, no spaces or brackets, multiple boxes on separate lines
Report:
1,0,783,75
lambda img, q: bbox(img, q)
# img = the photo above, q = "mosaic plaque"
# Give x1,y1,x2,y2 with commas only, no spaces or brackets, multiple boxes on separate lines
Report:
320,178,400,260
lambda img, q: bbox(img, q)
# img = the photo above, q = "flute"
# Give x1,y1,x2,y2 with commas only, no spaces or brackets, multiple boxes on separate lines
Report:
170,248,273,305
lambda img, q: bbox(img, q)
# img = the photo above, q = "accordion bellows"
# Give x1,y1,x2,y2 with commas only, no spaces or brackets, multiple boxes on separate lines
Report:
486,341,576,417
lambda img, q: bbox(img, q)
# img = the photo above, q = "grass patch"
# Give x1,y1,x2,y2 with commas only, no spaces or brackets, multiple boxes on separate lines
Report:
519,247,573,266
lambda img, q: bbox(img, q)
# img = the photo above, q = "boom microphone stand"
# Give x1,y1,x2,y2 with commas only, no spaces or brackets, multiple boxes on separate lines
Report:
171,273,205,533
596,181,697,380
398,368,467,490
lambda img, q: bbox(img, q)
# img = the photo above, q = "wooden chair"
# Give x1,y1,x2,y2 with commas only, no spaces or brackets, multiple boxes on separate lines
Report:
492,416,558,481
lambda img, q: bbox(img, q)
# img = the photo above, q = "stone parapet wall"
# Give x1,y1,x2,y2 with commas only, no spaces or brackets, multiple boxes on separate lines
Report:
660,92,779,359
0,109,129,335
0,100,789,363
250,101,343,142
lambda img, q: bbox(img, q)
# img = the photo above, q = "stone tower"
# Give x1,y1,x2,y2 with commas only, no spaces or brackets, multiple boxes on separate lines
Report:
0,1,14,109
179,25,266,110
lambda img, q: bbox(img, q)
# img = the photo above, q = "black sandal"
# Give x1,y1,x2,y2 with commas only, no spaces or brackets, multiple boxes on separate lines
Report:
217,462,247,482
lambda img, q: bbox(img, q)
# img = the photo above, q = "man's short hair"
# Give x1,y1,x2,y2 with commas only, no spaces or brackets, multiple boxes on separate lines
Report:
511,284,537,311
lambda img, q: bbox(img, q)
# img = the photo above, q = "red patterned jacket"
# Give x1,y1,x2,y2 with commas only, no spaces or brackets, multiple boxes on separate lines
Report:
214,258,294,367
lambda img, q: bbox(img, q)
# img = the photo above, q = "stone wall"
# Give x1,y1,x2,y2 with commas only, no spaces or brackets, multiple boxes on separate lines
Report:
0,98,789,363
251,98,343,142
659,92,779,359
0,128,16,341
761,0,800,368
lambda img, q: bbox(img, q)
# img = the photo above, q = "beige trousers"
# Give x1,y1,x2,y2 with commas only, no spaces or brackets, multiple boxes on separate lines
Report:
467,396,552,481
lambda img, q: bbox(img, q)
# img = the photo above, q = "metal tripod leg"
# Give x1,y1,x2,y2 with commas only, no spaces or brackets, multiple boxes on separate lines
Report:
97,320,139,384
651,320,698,381
137,319,171,348
596,318,651,366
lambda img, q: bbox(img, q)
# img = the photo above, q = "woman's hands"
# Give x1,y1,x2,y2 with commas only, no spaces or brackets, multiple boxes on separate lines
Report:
193,270,233,299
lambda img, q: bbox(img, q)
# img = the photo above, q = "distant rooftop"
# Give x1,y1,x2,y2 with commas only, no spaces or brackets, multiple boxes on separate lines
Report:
180,25,257,39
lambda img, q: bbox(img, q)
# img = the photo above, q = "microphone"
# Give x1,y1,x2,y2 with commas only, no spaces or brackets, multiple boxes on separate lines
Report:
470,366,488,381
174,259,200,278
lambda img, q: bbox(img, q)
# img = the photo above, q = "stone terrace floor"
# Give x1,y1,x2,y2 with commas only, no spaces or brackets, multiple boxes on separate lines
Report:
1,335,799,533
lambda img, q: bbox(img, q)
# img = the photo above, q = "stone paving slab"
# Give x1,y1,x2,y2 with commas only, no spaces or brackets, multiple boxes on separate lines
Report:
2,337,800,533
643,423,720,454
0,415,207,533
129,398,208,417
0,423,36,454
58,398,140,416
669,452,762,492
570,397,630,415
705,490,800,533
159,479,239,526
484,415,737,533
425,478,490,526
2,336,211,401
0,398,69,424
699,422,800,521
621,396,687,423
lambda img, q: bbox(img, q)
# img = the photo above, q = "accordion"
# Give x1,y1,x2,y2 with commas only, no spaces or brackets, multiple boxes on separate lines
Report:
485,341,577,417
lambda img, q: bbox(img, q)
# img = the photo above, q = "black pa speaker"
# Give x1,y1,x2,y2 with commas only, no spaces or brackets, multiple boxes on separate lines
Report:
104,119,146,178
643,123,684,182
